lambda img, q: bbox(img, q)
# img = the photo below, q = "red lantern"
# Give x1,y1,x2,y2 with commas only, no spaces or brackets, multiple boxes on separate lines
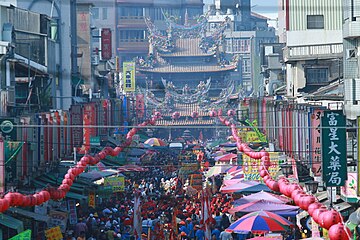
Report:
293,193,307,206
312,208,328,224
33,193,44,205
209,111,217,117
291,189,306,200
299,195,316,211
278,182,289,195
0,199,10,212
12,192,24,206
270,181,280,192
260,170,268,178
263,175,271,182
328,223,351,240
307,202,323,216
21,196,31,207
191,111,199,119
41,191,51,202
319,209,341,230
4,193,15,206
60,184,70,191
172,111,180,120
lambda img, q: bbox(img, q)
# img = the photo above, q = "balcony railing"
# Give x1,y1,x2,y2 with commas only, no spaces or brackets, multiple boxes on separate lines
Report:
283,43,343,62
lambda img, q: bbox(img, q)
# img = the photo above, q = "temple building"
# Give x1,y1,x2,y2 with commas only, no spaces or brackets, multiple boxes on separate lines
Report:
135,13,239,140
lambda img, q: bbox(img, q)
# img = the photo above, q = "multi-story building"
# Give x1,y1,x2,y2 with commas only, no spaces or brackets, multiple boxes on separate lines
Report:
343,0,360,120
16,0,74,110
0,3,55,116
279,0,343,100
115,0,204,66
207,0,277,95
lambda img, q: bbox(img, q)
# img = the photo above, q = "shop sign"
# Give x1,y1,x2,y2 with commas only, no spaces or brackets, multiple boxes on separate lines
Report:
310,109,323,176
45,226,63,240
341,172,358,203
243,152,280,181
90,136,101,146
48,210,68,233
101,28,112,60
123,62,135,92
67,200,78,225
321,110,347,187
88,192,96,208
104,176,125,192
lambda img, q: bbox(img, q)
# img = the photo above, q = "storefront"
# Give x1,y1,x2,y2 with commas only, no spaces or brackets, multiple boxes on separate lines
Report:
0,214,24,239
7,207,49,239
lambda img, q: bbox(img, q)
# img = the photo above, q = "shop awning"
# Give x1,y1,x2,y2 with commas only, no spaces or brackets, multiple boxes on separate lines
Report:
0,213,24,233
8,207,49,222
66,191,88,201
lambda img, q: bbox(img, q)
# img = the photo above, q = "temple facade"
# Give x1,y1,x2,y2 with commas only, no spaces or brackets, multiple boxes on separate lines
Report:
136,14,239,141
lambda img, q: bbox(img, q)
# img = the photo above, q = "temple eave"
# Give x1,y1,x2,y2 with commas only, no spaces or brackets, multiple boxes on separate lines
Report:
138,66,237,73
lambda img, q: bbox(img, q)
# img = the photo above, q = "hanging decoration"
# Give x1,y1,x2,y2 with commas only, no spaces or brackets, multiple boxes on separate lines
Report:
216,109,352,240
0,113,162,212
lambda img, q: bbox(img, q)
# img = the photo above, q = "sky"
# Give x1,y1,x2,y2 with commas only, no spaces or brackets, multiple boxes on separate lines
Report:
204,0,279,27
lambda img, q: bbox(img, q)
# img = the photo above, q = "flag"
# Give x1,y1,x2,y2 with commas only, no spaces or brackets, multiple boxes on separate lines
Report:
201,190,212,240
9,230,31,240
133,192,142,239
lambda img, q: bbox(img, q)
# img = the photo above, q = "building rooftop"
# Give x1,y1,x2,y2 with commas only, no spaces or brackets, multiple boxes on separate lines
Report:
139,63,237,73
159,38,215,57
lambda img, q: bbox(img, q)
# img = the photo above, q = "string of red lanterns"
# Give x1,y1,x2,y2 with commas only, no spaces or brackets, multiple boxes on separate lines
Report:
0,112,162,213
213,109,352,240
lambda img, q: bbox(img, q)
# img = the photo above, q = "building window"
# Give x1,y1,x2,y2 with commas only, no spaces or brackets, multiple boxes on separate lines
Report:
102,8,108,20
119,7,143,17
92,8,99,20
243,59,251,73
307,15,324,29
306,68,328,84
226,39,250,53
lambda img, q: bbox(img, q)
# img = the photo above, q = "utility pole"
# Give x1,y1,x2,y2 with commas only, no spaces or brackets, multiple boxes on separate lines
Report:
70,0,78,97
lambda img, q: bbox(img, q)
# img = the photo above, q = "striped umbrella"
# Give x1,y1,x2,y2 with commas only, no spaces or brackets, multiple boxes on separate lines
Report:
144,138,167,147
226,211,290,234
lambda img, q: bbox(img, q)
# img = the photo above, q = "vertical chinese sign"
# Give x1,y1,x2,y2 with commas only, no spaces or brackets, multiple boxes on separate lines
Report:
123,62,135,92
321,110,347,187
310,108,323,176
101,28,112,60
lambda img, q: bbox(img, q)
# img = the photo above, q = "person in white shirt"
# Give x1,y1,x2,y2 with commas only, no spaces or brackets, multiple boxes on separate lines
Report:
219,230,233,240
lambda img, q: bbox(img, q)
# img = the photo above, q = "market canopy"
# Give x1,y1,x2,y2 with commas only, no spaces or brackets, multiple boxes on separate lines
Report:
220,180,270,193
214,153,237,162
229,199,299,215
144,138,167,147
117,164,148,172
233,191,292,205
204,164,232,178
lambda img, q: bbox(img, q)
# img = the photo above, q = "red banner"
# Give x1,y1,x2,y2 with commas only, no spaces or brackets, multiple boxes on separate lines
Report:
136,94,145,119
101,28,112,60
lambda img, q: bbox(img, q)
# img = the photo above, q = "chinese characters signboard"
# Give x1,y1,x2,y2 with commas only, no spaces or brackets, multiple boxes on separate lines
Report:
243,152,280,180
310,109,323,176
101,28,112,60
104,176,125,192
123,62,135,92
321,110,347,187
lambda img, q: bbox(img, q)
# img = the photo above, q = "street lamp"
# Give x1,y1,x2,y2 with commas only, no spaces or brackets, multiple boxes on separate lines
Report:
280,163,293,177
304,180,319,194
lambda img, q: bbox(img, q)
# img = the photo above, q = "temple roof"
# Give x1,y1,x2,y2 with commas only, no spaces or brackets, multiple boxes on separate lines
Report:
161,103,209,117
159,38,215,57
138,63,237,73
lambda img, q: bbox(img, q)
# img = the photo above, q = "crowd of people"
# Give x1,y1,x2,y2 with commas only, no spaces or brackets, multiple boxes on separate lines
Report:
63,142,244,240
